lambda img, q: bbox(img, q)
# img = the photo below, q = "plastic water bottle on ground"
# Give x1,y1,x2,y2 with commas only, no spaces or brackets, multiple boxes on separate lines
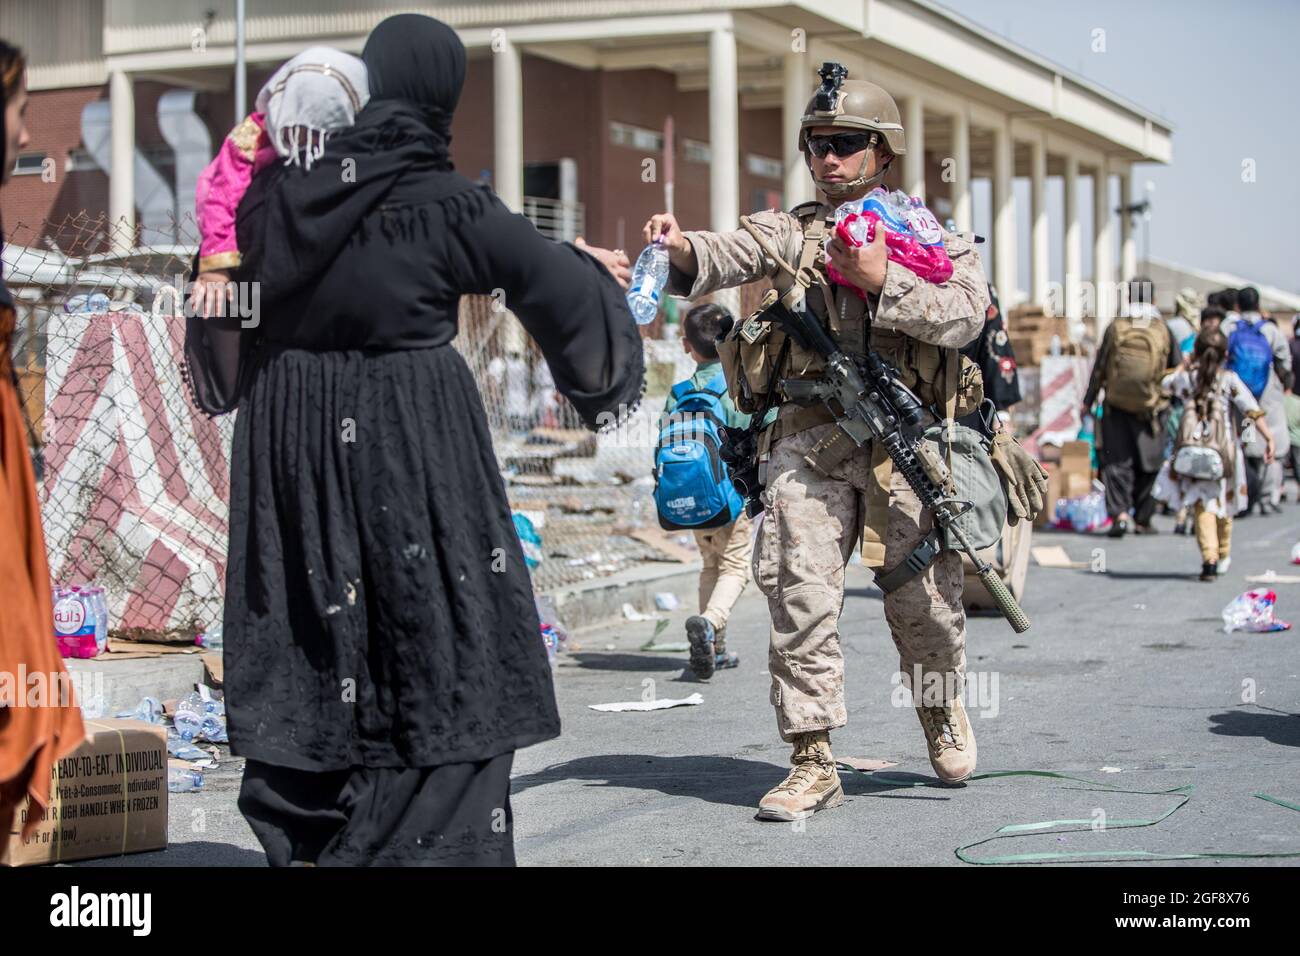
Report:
200,712,229,743
167,767,204,793
627,238,670,325
173,693,203,742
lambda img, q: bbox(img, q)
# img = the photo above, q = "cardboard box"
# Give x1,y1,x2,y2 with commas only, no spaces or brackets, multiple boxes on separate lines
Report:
1058,440,1093,499
1,718,168,867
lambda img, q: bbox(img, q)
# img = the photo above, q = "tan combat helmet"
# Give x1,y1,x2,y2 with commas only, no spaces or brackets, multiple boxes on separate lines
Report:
798,62,905,199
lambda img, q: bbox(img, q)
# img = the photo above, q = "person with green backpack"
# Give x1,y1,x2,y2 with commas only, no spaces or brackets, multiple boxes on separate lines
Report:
1082,278,1182,536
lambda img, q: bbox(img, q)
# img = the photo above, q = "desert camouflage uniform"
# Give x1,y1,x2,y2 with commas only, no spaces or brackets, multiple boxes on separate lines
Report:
666,202,989,741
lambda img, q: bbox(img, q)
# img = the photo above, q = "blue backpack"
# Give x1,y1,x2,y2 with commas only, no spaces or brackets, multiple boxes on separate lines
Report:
1227,319,1273,398
653,372,745,530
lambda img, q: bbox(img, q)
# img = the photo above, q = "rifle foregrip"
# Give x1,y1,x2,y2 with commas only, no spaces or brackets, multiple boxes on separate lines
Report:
978,567,1031,633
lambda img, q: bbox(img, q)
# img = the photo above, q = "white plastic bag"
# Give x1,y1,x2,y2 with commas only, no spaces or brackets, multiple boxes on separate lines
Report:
1221,589,1291,633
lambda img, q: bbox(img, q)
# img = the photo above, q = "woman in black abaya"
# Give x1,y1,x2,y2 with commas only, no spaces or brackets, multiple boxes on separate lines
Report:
224,15,644,866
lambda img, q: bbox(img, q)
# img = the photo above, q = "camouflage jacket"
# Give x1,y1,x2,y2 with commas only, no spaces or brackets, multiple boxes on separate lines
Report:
665,201,989,352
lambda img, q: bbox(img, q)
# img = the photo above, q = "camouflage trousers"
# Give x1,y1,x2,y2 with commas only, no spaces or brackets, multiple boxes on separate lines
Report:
754,419,967,742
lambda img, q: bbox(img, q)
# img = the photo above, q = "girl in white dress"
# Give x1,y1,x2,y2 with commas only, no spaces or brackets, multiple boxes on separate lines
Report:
1153,327,1275,580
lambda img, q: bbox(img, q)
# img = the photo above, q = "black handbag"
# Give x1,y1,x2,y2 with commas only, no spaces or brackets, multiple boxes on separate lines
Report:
179,255,259,417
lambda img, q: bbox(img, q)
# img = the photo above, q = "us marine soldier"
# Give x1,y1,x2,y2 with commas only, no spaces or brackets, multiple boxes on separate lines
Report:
644,64,1043,820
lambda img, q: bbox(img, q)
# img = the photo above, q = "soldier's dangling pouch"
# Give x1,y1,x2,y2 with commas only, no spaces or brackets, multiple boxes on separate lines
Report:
925,350,1006,554
716,289,790,414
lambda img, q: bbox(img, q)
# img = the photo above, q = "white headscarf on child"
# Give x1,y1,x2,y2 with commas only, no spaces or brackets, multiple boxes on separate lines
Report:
255,47,370,170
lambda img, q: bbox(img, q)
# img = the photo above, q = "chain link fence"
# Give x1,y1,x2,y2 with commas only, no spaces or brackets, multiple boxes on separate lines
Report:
6,213,777,637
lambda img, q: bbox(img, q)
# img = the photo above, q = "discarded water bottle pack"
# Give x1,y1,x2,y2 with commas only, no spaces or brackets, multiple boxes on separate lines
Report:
52,585,109,659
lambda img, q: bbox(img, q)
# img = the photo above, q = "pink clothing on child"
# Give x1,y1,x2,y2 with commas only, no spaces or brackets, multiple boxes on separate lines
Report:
194,112,277,273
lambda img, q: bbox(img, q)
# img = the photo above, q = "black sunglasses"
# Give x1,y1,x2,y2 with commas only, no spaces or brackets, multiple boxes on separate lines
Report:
806,131,874,158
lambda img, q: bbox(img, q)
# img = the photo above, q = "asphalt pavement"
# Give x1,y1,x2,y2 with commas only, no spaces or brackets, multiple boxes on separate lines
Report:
75,506,1300,867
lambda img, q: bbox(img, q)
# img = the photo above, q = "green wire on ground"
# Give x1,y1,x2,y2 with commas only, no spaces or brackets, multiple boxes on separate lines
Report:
834,764,1300,865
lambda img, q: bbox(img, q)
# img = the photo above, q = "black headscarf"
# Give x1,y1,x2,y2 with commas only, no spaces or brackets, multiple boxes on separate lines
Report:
362,13,464,159
238,14,476,304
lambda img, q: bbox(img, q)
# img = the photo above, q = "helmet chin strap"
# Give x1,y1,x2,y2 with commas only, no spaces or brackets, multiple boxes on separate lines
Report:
809,149,890,200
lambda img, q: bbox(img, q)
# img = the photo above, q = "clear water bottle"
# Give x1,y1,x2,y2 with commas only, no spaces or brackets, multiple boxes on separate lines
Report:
627,238,670,325
200,713,229,743
88,587,108,655
167,767,204,793
173,693,203,742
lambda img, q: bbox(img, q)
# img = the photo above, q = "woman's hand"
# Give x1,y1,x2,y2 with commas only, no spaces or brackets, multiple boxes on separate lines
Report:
826,222,888,296
190,270,233,318
574,237,631,290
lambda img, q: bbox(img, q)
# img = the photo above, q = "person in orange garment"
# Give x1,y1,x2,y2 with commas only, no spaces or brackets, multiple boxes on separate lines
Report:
0,38,86,843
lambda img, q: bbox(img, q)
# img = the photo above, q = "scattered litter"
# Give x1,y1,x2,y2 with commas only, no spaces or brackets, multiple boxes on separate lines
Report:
116,696,164,725
837,757,899,772
588,693,704,713
1222,589,1292,633
654,592,680,611
1100,766,1123,773
1247,570,1300,584
1031,545,1088,569
1291,542,1300,565
621,603,657,622
167,763,204,793
604,643,616,651
1052,492,1109,533
1133,604,1146,610
512,513,544,569
196,623,223,650
541,623,563,661
640,641,690,652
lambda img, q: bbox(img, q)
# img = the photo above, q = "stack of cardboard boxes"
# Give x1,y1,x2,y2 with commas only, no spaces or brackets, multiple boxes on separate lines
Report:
1035,439,1095,527
1007,306,1073,366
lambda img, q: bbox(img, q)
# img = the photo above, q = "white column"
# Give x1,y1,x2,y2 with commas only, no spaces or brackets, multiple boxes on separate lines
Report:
709,26,739,232
1093,168,1114,334
991,121,1016,303
1063,153,1081,325
782,50,812,208
493,35,523,212
1119,168,1137,284
709,26,741,315
951,107,971,232
1030,135,1049,308
903,94,925,199
109,70,135,255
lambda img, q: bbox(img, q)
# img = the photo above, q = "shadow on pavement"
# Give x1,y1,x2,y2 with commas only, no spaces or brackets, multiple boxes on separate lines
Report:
511,754,947,809
70,842,266,867
1101,570,1204,581
1207,708,1300,748
566,652,688,672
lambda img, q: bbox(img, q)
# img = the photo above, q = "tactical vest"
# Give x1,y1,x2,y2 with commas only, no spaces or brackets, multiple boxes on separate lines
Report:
716,199,985,567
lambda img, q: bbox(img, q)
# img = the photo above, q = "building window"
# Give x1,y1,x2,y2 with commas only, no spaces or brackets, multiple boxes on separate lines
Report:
65,149,94,172
609,121,663,152
746,154,783,180
12,152,47,176
683,138,712,164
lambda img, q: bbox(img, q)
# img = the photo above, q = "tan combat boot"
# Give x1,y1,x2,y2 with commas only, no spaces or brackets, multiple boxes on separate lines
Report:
756,731,844,821
916,698,977,784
